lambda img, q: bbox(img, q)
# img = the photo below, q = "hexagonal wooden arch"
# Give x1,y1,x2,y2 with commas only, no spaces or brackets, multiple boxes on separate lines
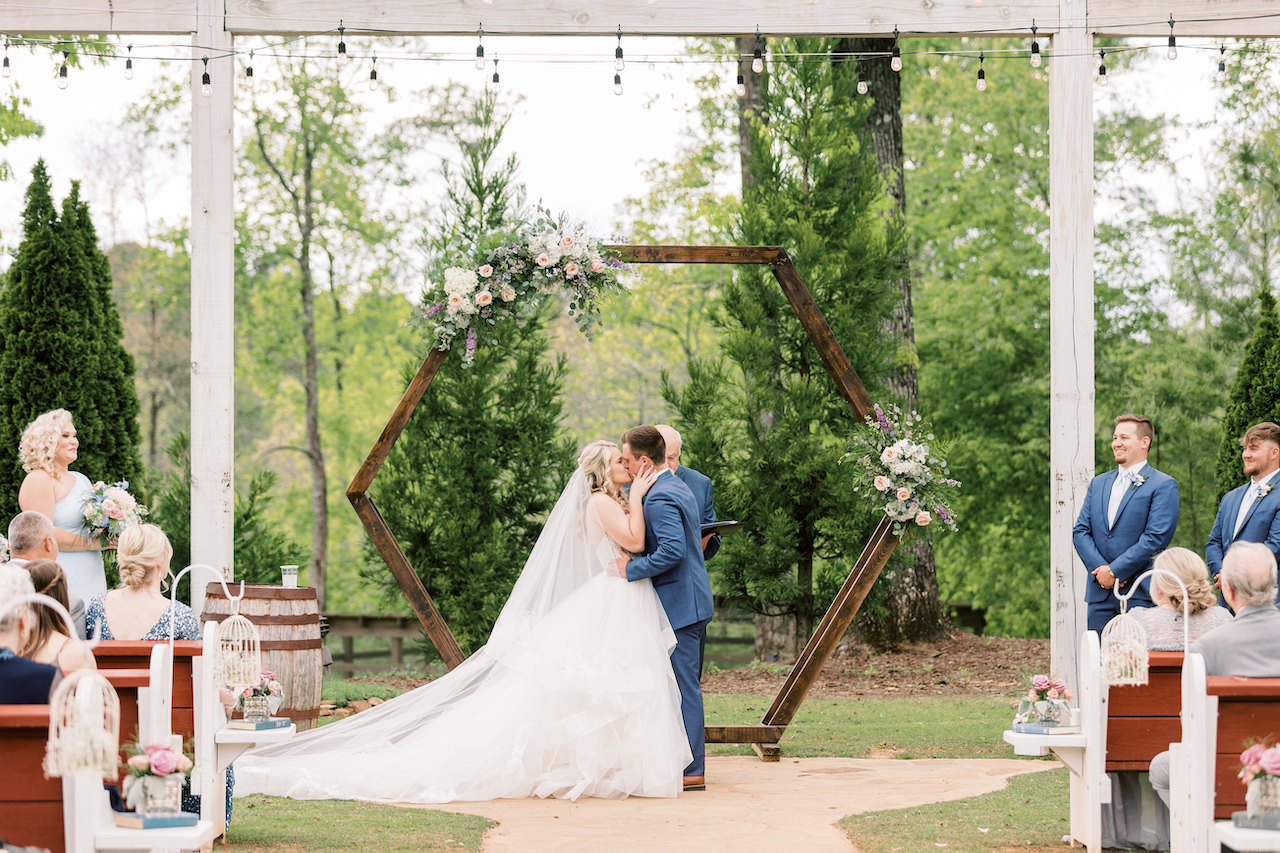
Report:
347,245,902,754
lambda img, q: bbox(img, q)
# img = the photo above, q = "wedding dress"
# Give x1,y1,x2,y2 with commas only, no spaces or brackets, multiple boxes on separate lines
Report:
234,470,692,803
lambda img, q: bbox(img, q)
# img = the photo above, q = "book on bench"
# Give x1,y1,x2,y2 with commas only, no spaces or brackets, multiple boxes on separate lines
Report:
227,716,292,731
114,811,200,829
1012,722,1081,735
1232,811,1280,831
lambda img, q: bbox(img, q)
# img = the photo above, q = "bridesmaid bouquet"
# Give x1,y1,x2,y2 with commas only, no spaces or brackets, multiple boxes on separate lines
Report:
82,480,149,544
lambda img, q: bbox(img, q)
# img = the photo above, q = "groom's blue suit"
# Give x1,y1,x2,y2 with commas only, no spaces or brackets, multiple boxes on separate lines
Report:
626,469,715,777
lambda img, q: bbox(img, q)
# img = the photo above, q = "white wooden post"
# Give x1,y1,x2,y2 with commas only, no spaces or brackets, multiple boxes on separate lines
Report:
191,0,236,618
1048,0,1095,697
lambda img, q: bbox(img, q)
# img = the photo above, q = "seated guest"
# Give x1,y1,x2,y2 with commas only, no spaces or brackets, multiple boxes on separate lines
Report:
85,524,199,641
20,560,95,672
1131,547,1231,650
1150,541,1280,834
8,511,85,639
0,564,62,703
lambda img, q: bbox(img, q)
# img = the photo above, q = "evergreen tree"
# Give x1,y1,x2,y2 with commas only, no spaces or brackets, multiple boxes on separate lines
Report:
362,89,576,656
1215,289,1280,500
0,161,143,514
668,39,903,651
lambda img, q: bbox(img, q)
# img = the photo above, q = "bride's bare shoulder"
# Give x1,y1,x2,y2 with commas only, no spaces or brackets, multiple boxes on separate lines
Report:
589,492,623,516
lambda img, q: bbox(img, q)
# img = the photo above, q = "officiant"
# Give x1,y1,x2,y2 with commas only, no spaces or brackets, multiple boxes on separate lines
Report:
657,425,721,559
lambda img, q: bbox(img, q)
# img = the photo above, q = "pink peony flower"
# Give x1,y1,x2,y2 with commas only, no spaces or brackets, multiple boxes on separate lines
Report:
174,754,193,772
475,290,493,307
1261,746,1280,776
478,264,494,277
564,262,580,277
127,754,151,771
1031,674,1051,691
149,748,178,776
873,476,891,492
1051,677,1068,693
897,487,912,501
915,512,932,527
536,252,551,268
590,258,606,273
143,743,167,754
561,235,574,248
1047,688,1060,700
261,671,276,682
500,286,516,302
1242,743,1269,766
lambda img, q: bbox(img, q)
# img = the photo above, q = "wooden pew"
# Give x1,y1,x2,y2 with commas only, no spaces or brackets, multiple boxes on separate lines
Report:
1206,675,1280,820
1105,651,1184,772
0,704,59,853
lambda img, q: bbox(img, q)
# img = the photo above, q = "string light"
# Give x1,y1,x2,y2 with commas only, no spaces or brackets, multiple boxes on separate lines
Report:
1167,15,1178,60
475,25,485,71
857,58,868,95
752,27,764,74
976,51,986,91
369,53,378,90
337,21,349,68
124,44,133,80
246,50,255,89
891,26,903,72
201,56,211,97
614,71,623,96
735,61,745,97
57,51,68,90
1218,44,1227,83
614,26,624,72
490,57,500,92
1098,49,1108,86
2,40,9,79
1029,21,1041,68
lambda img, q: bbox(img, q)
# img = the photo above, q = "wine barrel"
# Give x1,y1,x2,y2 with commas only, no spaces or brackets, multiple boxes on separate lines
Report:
201,583,323,731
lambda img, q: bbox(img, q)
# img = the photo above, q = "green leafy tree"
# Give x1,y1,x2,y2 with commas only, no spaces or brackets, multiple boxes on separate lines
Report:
362,88,576,656
1214,290,1279,498
0,160,142,514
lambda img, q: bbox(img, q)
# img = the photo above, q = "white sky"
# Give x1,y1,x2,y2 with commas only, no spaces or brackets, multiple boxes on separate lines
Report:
0,35,1229,267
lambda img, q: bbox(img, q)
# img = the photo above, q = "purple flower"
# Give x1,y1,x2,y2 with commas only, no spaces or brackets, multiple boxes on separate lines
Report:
935,505,951,521
465,328,477,358
873,404,894,436
425,300,445,317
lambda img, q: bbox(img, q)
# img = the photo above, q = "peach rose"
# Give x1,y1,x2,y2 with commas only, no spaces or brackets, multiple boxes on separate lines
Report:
478,264,494,277
915,512,932,526
127,754,151,771
896,487,911,502
174,754,193,772
500,286,516,302
536,252,551,267
590,258,606,273
561,235,574,247
564,262,580,277
475,290,493,307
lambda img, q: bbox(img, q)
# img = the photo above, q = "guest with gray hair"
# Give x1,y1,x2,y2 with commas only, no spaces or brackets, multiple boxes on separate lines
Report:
7,511,85,639
1148,539,1280,837
0,564,63,703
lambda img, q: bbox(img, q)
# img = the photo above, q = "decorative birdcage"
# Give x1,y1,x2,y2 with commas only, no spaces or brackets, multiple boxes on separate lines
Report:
1100,611,1149,686
213,596,262,687
43,670,120,779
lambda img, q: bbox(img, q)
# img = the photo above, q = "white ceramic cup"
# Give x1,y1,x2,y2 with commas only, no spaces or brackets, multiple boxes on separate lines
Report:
280,565,299,589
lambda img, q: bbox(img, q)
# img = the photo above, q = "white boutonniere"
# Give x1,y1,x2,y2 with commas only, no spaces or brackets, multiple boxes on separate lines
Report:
1130,473,1145,490
1258,483,1272,502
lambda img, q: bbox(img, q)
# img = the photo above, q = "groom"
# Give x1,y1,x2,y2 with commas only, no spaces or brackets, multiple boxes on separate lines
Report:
616,425,715,792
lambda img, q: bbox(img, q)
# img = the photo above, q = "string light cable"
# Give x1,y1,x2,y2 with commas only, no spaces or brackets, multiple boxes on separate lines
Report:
615,25,624,72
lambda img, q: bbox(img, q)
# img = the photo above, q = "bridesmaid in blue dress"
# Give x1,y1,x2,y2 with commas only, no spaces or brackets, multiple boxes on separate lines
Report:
17,410,109,602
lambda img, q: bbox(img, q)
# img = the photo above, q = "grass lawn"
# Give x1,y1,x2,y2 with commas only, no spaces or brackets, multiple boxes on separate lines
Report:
705,693,1033,759
219,795,491,852
841,767,1069,852
321,679,409,707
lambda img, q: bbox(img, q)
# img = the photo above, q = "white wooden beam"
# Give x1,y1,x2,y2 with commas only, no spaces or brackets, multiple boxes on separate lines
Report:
1048,0,1094,697
0,1,196,34
190,0,235,614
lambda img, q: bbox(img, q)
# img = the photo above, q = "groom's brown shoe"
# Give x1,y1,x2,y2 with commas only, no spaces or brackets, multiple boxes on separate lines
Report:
682,774,705,791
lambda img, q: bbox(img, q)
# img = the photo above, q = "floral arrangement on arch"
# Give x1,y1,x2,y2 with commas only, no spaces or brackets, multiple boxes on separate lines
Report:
82,480,149,544
846,403,960,537
411,209,635,365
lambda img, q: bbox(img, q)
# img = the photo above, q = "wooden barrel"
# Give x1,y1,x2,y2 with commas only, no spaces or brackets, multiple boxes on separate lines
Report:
201,583,323,731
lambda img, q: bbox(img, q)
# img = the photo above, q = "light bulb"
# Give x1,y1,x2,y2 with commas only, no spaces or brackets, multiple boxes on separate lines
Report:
976,69,986,91
614,73,623,96
891,28,902,72
337,43,349,67
1218,62,1227,84
736,73,745,97
857,78,868,95
125,58,133,79
369,68,378,91
751,49,763,74
491,72,499,91
1167,38,1177,61
246,66,255,89
1099,68,1108,85
891,55,902,72
3,57,10,79
58,65,68,89
1030,42,1041,68
615,49,624,72
475,45,485,71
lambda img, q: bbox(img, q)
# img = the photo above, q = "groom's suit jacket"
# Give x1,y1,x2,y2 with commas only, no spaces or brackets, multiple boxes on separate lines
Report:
625,469,715,630
1206,477,1280,588
1072,463,1179,606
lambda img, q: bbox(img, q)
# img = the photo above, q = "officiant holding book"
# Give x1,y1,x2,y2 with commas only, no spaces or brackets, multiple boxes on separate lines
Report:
657,425,721,560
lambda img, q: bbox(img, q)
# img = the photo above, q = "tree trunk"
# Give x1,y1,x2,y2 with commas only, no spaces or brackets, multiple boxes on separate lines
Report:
844,37,946,648
735,35,766,192
299,137,328,611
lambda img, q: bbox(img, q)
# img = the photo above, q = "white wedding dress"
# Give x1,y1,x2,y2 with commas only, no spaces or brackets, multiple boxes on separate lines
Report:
234,470,691,803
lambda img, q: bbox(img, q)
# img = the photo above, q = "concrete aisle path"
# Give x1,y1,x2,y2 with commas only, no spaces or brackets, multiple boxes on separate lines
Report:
407,756,1059,852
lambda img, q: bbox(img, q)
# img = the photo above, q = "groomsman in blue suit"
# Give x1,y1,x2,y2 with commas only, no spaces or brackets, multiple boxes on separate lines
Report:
1206,421,1280,604
1073,414,1180,634
657,424,721,560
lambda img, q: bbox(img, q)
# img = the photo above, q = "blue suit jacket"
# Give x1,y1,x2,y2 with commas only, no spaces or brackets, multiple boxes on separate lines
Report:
625,470,715,630
1206,478,1280,587
1072,464,1179,605
674,464,721,560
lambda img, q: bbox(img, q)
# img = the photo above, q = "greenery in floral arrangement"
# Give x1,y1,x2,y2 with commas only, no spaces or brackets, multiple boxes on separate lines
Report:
409,206,635,366
846,403,960,538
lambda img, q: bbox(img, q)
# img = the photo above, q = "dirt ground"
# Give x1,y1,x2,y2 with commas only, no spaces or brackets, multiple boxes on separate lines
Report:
341,631,1049,700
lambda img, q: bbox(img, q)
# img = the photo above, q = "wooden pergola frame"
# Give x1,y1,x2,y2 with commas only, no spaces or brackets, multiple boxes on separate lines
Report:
347,245,899,754
4,0,1270,701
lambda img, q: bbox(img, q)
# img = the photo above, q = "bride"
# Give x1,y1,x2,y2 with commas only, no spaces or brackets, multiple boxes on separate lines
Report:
235,441,693,802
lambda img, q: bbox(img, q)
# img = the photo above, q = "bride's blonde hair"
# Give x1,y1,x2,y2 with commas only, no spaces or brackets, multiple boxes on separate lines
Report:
578,441,626,508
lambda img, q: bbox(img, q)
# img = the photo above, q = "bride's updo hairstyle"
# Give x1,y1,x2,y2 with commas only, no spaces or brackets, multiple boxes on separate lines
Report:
18,409,75,478
117,524,174,590
1151,547,1219,615
578,441,619,496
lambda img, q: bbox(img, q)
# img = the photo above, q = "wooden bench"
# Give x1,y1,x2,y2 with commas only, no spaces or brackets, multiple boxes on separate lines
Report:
1105,650,1183,772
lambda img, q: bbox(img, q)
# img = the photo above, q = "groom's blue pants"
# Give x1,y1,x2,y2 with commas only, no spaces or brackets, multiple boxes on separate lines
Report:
672,619,709,777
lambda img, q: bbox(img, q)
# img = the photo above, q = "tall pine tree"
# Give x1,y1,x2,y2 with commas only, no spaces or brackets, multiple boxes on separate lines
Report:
362,90,576,656
0,161,142,513
1215,289,1280,500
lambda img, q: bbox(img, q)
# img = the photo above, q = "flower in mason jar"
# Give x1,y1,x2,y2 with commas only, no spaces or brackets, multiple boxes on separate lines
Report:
174,754,193,772
1261,746,1280,776
1047,688,1059,700
1031,674,1051,691
127,754,151,771
149,748,178,776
